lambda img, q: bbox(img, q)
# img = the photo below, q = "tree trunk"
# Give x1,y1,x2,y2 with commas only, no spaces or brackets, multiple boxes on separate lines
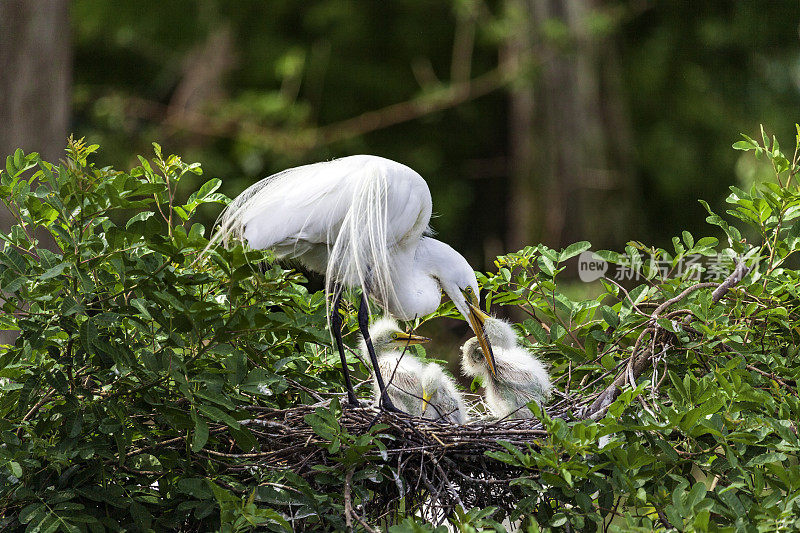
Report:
0,0,71,344
505,0,537,252
0,0,71,162
505,0,640,252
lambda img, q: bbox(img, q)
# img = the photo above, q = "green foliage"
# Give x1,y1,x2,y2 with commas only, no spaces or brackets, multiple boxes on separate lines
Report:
0,139,342,530
465,126,800,531
3,127,800,530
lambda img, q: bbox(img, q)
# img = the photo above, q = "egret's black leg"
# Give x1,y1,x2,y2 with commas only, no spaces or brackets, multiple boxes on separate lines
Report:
331,285,359,407
358,293,401,413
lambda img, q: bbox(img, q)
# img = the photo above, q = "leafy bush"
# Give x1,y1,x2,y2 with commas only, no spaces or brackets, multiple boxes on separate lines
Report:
1,129,800,531
0,139,340,530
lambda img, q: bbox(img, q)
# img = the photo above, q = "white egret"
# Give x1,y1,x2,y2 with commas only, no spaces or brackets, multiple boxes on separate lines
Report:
461,310,551,419
420,363,468,424
210,155,495,411
360,317,429,414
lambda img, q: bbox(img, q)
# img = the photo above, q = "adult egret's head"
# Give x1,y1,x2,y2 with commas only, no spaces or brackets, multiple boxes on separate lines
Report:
415,237,496,377
360,317,430,353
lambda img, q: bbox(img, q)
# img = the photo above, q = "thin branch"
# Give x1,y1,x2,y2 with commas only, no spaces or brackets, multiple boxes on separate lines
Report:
117,60,515,155
712,262,750,303
344,468,354,531
581,265,749,420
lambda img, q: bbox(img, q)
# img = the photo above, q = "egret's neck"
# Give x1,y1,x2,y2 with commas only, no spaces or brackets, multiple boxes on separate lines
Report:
382,240,439,320
383,237,470,320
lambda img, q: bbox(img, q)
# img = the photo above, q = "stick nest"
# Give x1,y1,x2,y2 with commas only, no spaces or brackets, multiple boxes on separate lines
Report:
228,399,571,523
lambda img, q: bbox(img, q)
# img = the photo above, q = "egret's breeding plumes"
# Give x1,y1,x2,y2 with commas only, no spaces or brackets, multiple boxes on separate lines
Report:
360,318,429,414
210,155,495,410
461,312,551,420
420,364,468,424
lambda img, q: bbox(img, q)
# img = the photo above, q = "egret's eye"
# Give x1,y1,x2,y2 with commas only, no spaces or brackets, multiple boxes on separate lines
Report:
465,287,473,294
391,332,399,339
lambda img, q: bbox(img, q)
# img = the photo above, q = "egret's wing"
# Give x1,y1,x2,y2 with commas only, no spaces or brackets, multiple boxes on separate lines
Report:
211,155,432,311
325,156,431,312
215,158,355,250
214,155,430,250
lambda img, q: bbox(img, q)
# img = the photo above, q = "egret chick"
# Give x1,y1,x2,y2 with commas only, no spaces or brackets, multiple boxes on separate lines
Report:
420,364,468,424
461,327,551,419
481,315,520,350
361,317,429,414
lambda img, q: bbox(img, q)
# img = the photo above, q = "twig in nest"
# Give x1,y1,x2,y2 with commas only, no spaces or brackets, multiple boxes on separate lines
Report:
285,377,325,402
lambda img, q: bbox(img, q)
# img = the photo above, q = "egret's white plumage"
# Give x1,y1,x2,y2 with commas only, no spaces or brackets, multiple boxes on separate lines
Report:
209,155,496,409
461,316,551,420
361,317,428,414
420,364,468,424
212,155,477,320
373,354,424,414
482,316,519,350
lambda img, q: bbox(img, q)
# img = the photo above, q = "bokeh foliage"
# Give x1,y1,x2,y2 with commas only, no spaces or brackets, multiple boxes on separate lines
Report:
2,128,800,530
71,1,800,261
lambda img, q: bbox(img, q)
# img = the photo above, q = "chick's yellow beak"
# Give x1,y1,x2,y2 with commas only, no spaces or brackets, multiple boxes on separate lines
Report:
392,331,430,346
421,390,432,414
465,298,497,378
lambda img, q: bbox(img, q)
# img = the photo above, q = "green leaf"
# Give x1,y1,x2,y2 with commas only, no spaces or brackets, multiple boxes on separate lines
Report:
191,408,209,452
682,231,694,248
126,211,155,229
732,137,757,151
681,396,724,431
538,255,556,277
39,262,69,280
560,241,591,261
197,404,241,430
80,317,98,353
788,219,800,249
746,452,788,467
19,503,44,524
601,305,618,328
6,154,16,177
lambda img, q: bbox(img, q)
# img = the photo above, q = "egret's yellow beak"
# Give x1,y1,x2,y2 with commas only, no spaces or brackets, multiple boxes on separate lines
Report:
464,297,497,378
421,390,432,414
392,331,430,346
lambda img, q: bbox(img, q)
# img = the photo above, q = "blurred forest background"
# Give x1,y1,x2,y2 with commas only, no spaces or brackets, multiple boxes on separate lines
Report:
2,0,799,271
